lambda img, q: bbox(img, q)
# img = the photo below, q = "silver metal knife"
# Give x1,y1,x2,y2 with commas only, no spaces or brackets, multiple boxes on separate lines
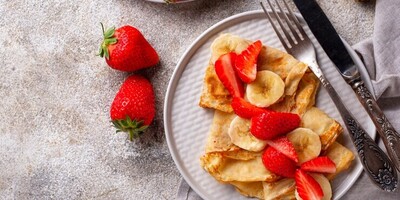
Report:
292,0,400,172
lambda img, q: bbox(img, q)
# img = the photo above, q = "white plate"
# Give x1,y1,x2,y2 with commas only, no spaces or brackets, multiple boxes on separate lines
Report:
164,10,375,200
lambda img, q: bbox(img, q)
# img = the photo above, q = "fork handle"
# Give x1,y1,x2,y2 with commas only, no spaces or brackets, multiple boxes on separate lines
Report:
350,78,400,172
310,62,398,191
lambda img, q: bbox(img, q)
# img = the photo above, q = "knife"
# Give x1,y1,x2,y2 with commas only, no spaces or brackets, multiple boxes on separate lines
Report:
293,0,400,187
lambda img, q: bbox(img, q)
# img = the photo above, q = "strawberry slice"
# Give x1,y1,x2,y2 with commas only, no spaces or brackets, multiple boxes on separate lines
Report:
235,40,262,83
231,97,271,119
251,112,300,140
262,146,297,178
266,136,299,163
301,156,336,174
215,52,245,98
295,169,324,200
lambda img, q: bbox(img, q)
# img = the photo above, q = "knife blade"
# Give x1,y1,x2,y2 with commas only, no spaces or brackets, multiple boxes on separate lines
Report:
292,1,355,76
293,0,400,180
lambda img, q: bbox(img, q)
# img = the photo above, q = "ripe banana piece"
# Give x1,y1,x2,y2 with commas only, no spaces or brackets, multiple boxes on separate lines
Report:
246,70,285,107
311,173,332,200
287,128,321,164
210,33,251,64
228,116,267,152
295,173,332,200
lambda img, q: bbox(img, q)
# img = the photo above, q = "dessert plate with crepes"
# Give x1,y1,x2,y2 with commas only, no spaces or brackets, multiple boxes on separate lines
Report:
164,10,375,200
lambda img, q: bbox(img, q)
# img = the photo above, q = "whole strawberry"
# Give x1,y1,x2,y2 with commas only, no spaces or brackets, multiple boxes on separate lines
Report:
98,23,159,72
110,75,155,140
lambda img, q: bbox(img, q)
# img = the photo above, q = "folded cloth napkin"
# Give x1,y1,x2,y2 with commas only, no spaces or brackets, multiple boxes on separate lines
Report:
177,179,203,200
354,0,400,100
177,0,400,199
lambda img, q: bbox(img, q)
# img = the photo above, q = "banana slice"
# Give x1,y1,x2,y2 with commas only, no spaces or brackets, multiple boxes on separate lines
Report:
287,128,321,164
210,33,251,64
310,173,332,200
246,70,285,107
295,173,332,200
228,116,268,152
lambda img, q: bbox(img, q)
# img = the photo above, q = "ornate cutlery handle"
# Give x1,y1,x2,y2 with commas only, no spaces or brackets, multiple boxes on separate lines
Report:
351,78,400,172
309,62,398,191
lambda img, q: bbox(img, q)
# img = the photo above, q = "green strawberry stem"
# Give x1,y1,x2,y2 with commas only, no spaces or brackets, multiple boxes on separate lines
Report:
112,116,149,141
98,23,117,59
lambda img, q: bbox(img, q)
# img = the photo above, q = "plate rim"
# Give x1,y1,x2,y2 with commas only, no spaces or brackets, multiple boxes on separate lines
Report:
164,9,374,200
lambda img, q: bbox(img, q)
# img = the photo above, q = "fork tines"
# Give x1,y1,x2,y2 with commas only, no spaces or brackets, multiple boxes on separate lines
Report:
260,0,306,49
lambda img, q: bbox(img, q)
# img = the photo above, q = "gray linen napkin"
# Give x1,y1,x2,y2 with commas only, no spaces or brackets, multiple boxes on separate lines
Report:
354,0,400,99
177,179,203,200
177,0,400,199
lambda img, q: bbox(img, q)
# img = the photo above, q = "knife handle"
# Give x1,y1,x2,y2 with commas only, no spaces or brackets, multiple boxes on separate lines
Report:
309,62,398,191
351,78,400,172
321,78,397,191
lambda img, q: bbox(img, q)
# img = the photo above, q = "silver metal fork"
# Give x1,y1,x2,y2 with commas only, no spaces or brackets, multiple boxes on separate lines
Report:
260,0,397,192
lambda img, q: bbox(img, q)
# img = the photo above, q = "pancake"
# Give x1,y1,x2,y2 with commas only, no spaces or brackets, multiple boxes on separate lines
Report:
323,142,355,180
200,152,279,183
302,107,343,150
262,178,296,200
229,181,264,199
199,64,234,113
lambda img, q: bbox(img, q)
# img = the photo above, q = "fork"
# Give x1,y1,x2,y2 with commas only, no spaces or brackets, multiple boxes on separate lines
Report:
260,0,397,191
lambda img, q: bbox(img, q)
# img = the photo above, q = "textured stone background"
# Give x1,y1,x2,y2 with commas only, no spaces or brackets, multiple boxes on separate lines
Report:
1,0,396,199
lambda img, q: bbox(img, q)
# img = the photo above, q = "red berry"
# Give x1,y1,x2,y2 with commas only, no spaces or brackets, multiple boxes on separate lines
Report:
301,156,336,174
250,112,300,140
295,169,324,200
231,97,270,119
235,40,262,83
266,136,299,163
262,146,297,178
99,24,159,72
110,75,155,140
215,52,245,98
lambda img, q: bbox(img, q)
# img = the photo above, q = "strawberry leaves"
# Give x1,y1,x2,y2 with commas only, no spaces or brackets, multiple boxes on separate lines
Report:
112,116,149,141
98,23,118,59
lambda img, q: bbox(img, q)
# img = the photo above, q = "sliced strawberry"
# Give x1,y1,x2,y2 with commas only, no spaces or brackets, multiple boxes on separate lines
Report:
301,156,336,174
215,52,245,98
231,97,271,119
262,146,297,178
235,40,262,83
250,112,301,140
295,169,324,200
266,136,299,163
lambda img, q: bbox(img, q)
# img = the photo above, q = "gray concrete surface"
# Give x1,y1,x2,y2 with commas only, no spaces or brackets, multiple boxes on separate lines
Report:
0,0,384,199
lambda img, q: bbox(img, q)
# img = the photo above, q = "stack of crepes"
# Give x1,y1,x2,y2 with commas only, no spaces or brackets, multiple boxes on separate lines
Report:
198,33,355,199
